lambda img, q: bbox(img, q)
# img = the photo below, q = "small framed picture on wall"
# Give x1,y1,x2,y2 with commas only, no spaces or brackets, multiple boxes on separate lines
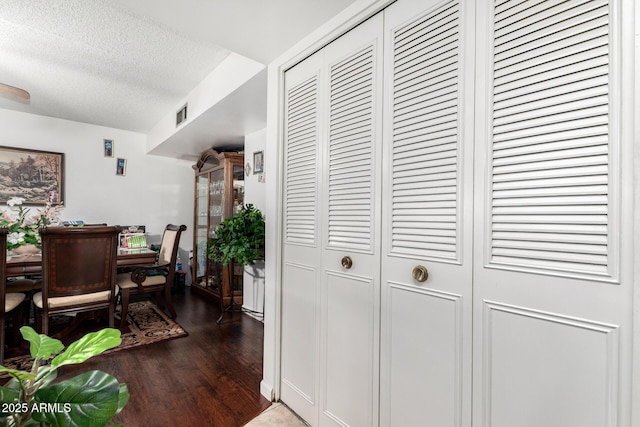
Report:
253,151,264,174
116,158,127,176
103,139,114,157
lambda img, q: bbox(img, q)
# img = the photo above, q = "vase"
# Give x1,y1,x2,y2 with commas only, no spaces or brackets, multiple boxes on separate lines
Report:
12,243,40,255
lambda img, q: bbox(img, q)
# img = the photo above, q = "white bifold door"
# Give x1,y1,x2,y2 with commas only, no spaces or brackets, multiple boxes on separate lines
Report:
280,13,384,427
379,0,474,426
281,1,475,425
280,0,635,426
472,0,634,426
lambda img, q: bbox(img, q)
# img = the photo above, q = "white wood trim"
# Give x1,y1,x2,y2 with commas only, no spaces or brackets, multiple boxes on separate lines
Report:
628,0,640,424
275,0,394,74
263,59,285,401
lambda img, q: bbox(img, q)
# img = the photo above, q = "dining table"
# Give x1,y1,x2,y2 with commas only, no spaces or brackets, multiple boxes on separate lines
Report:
6,247,158,277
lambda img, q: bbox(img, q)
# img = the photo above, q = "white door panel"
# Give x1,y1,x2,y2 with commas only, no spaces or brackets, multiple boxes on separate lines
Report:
321,271,376,427
320,13,383,427
473,1,633,426
481,301,619,427
281,50,324,424
384,283,464,426
281,262,319,422
282,12,384,427
380,0,474,426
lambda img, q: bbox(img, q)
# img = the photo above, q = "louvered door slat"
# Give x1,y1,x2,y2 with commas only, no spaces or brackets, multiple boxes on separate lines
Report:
494,0,607,43
285,76,319,245
390,0,460,261
395,58,458,95
489,0,612,277
327,45,376,251
494,238,608,255
495,64,608,104
394,1,458,49
493,231,607,246
493,183,608,200
494,86,608,119
494,135,608,158
494,0,545,22
394,183,457,197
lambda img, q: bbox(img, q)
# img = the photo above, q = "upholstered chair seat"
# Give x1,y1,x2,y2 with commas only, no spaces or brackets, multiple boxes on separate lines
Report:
33,286,118,310
116,274,165,289
5,293,26,312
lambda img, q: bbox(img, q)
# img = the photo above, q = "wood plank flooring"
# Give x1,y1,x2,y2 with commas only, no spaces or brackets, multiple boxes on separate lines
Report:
56,288,271,427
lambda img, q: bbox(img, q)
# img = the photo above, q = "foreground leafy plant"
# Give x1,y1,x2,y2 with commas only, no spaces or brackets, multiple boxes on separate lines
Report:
0,327,128,427
207,204,265,266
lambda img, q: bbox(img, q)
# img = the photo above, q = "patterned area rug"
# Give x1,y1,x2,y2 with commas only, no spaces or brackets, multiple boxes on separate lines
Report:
1,300,188,374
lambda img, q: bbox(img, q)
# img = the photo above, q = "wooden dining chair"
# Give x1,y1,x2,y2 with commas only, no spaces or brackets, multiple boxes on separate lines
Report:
0,228,27,363
116,224,186,328
33,225,121,336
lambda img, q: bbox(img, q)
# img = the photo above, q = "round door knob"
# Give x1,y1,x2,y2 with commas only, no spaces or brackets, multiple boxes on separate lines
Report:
412,265,429,282
341,256,353,269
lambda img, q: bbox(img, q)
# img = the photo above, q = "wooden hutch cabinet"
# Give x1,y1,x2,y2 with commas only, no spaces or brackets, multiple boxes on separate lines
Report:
192,148,244,305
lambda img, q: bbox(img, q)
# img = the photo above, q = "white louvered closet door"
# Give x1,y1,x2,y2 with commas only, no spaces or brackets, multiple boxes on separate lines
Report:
380,1,474,426
281,13,384,427
473,1,634,426
281,50,324,425
319,13,383,427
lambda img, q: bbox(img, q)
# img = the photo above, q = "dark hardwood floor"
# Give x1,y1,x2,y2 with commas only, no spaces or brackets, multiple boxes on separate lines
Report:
56,288,271,427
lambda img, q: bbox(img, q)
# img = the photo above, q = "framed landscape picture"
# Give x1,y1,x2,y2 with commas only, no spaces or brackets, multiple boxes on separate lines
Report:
0,146,64,205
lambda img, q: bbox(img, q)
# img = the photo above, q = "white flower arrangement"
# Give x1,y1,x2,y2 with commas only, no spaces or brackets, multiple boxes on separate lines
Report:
0,197,64,251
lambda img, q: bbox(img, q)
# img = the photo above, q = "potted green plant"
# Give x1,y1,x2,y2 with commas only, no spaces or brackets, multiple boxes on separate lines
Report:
207,204,265,266
0,327,129,427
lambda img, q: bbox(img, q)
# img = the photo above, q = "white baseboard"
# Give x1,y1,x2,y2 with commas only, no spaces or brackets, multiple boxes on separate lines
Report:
260,380,274,401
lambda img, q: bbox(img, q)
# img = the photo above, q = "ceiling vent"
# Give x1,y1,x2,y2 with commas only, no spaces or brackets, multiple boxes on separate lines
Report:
176,104,188,127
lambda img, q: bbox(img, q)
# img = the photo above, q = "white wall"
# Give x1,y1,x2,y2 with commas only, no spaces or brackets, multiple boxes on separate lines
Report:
0,108,194,252
243,128,266,313
147,53,265,153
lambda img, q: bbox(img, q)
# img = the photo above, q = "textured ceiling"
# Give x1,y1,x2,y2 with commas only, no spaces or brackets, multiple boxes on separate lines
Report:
0,0,357,139
0,0,230,133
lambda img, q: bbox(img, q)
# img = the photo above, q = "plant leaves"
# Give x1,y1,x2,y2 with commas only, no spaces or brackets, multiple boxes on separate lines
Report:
115,383,130,416
207,204,265,266
31,370,123,427
32,365,58,391
0,386,20,418
20,326,64,360
0,366,36,382
51,329,121,368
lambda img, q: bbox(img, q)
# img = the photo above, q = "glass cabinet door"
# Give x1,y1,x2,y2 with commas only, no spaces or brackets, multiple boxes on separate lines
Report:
207,168,226,292
233,164,245,214
209,169,225,231
195,174,208,281
231,164,245,291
